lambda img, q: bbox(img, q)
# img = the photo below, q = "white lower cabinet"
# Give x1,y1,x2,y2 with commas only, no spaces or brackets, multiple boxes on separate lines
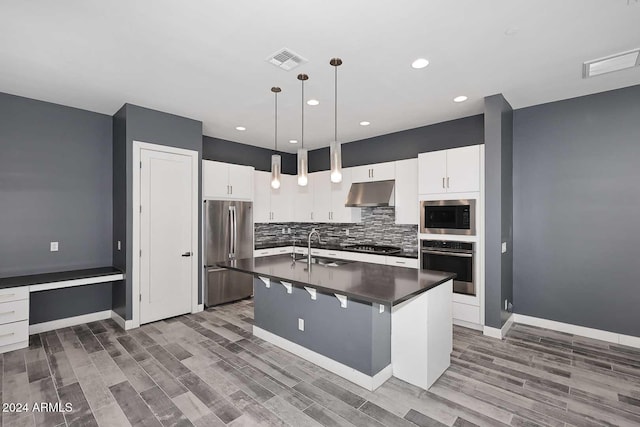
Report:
453,302,481,325
258,246,418,269
0,287,29,353
385,256,419,269
254,247,293,257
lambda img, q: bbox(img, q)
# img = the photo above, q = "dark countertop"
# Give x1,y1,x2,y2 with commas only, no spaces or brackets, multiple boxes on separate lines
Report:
0,267,123,290
219,255,454,306
255,241,419,259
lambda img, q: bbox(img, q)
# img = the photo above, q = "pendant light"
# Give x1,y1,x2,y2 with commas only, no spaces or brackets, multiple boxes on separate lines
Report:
329,58,343,183
297,73,309,187
270,86,282,189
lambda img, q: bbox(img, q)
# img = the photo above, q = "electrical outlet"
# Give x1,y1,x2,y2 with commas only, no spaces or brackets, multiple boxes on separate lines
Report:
298,318,304,331
117,240,121,251
282,228,286,234
287,228,291,234
504,299,508,311
501,242,507,253
50,241,59,252
345,229,349,236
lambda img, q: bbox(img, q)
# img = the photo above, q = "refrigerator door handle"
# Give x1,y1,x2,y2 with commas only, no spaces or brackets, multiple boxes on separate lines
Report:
228,206,234,258
232,205,238,259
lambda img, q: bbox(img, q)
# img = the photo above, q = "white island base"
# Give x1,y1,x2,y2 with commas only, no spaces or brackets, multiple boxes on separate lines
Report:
392,279,453,390
253,279,453,392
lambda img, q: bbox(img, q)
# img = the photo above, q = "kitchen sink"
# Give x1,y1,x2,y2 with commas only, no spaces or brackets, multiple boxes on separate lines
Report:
295,256,353,267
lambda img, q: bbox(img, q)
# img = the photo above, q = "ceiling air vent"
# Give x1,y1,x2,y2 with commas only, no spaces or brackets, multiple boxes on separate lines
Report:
266,48,308,71
583,48,640,78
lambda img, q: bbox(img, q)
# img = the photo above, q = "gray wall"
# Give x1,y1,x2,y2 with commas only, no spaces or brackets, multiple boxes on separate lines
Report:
253,278,391,376
0,92,114,321
309,114,484,172
484,94,513,329
513,85,640,337
112,104,203,320
203,136,297,175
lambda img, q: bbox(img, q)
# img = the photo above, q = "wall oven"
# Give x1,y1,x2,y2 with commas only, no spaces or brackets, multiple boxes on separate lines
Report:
420,199,476,235
421,240,475,296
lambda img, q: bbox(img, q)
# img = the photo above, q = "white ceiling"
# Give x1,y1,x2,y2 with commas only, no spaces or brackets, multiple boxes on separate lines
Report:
1,1,639,153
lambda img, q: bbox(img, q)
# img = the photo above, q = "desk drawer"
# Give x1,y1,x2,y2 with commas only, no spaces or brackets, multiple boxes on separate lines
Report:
0,299,29,325
0,320,28,347
0,287,29,303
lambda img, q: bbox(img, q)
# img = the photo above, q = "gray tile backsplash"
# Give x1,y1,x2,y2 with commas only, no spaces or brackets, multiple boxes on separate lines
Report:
255,207,418,252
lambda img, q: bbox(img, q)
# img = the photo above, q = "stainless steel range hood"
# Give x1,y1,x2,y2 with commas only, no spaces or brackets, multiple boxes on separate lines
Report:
345,180,395,207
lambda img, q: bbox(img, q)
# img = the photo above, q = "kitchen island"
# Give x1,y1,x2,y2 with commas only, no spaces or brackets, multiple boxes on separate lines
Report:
219,255,455,391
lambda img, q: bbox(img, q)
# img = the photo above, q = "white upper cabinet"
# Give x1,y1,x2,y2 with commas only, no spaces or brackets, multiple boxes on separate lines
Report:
418,150,447,194
312,171,332,222
293,175,314,222
253,171,271,223
445,145,480,193
203,160,254,200
310,169,361,223
351,161,395,183
418,145,480,195
394,158,419,224
253,171,293,223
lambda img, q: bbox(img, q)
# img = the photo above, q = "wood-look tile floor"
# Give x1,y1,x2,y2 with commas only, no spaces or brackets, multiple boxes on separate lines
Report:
2,300,640,427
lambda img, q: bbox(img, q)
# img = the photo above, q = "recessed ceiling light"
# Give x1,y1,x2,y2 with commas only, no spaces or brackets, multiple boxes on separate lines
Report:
235,126,246,131
307,99,319,106
359,121,370,126
289,139,298,144
411,58,430,69
453,96,468,103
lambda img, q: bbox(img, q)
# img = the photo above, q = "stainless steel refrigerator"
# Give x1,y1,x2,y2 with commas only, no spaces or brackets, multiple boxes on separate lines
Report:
204,200,254,306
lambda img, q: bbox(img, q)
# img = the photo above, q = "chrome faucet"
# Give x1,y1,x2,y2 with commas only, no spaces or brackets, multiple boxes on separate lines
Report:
307,229,321,268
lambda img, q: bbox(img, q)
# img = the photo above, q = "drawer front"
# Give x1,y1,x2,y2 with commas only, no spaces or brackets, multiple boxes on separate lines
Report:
453,302,480,324
0,320,29,347
0,287,29,303
254,249,274,257
385,257,419,269
0,300,29,325
274,247,292,255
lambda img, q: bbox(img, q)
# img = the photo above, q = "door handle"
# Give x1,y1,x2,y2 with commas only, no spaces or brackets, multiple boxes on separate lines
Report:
447,177,450,188
442,177,445,188
182,252,192,257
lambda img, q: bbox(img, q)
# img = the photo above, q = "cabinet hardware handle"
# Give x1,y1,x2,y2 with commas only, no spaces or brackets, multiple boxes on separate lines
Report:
0,311,16,315
396,261,406,264
0,332,15,338
442,177,445,188
446,177,449,188
230,185,233,194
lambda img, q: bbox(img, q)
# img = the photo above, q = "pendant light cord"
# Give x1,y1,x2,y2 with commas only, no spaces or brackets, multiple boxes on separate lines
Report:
334,63,338,143
301,78,304,149
275,91,278,152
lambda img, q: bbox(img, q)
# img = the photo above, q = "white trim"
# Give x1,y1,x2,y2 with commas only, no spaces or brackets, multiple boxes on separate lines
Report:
483,313,514,340
194,304,204,313
133,141,199,329
513,313,640,349
110,310,136,330
453,318,483,331
29,310,112,335
253,326,392,391
29,274,124,292
0,340,28,353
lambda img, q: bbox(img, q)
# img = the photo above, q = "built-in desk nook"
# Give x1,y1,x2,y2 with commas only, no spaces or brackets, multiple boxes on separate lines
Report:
0,267,124,353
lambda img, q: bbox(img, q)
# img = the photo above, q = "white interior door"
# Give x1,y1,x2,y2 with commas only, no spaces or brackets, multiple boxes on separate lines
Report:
140,148,193,324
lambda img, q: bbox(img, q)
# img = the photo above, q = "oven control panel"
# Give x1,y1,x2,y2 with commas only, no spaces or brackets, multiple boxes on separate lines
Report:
422,240,473,251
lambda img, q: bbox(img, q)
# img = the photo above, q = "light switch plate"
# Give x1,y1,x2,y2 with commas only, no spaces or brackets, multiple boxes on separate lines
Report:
50,241,59,252
501,242,507,253
298,318,304,331
117,240,121,251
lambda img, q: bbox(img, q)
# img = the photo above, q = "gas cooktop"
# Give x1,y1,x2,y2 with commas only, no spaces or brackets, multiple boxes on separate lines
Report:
342,244,402,255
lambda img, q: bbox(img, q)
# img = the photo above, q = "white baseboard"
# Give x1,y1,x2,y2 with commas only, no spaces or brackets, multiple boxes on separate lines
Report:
513,313,640,350
29,310,112,335
253,326,392,391
193,304,204,313
453,318,483,331
110,310,136,330
483,313,514,340
0,340,28,353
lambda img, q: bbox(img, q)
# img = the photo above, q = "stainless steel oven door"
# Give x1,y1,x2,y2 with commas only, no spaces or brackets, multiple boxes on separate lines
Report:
421,247,475,296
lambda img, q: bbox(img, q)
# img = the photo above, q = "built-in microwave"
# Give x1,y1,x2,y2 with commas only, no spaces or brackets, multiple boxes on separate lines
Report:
420,199,476,236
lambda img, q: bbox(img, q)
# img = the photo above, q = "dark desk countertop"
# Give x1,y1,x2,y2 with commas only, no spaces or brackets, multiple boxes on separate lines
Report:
0,267,123,290
255,241,419,259
219,255,454,306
